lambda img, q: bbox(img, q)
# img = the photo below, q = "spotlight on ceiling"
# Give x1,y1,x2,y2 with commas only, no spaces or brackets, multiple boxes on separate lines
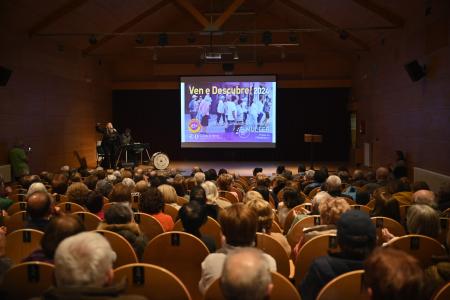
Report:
239,32,248,43
158,33,168,46
88,35,97,45
187,33,196,44
288,32,298,43
135,35,145,45
339,30,349,40
262,31,272,46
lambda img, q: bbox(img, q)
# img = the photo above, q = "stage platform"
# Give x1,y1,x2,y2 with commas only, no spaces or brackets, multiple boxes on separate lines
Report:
137,161,349,177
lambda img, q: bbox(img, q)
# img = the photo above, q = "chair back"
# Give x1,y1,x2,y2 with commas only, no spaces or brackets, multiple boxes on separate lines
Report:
433,281,450,300
133,212,165,242
283,204,313,234
95,230,138,268
271,220,282,233
386,234,447,267
164,203,179,222
55,201,86,213
294,234,339,285
204,271,301,300
6,201,27,215
72,211,102,231
173,217,222,250
130,192,140,211
5,211,28,233
309,187,321,198
350,205,370,214
5,229,44,264
142,231,209,300
255,233,290,278
219,191,239,203
0,262,55,299
286,215,321,248
114,263,192,300
177,196,189,206
316,270,369,300
371,216,406,245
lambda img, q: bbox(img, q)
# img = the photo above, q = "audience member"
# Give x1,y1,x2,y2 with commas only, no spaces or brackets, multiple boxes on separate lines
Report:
277,187,305,227
0,176,13,210
179,201,216,252
220,248,273,300
83,174,98,191
66,182,90,206
157,184,180,209
198,204,276,294
26,182,47,196
190,185,219,219
370,187,401,223
299,210,376,300
86,190,105,219
412,189,438,209
245,198,291,256
202,181,231,209
23,214,85,263
109,183,132,204
139,187,174,232
303,170,326,195
364,248,425,300
42,232,146,299
98,203,148,259
26,191,56,231
95,179,113,198
194,172,206,186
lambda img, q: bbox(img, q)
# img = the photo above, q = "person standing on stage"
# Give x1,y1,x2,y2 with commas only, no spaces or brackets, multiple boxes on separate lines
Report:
216,95,226,125
96,122,119,169
188,95,198,119
197,96,211,134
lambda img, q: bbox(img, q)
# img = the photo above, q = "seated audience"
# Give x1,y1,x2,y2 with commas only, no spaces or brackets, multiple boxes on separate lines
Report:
217,174,238,199
133,180,149,194
242,190,264,204
26,191,56,231
370,187,401,223
202,181,231,209
83,174,98,191
41,232,146,299
388,179,413,205
190,185,219,219
23,214,85,263
95,179,113,198
98,203,148,259
66,182,90,206
412,189,438,209
303,170,326,196
139,187,174,232
293,197,351,257
157,184,180,209
220,248,273,300
198,204,276,295
108,183,132,205
364,248,425,300
424,230,450,297
26,182,47,196
194,172,206,186
86,191,105,219
179,201,216,252
0,176,13,210
204,169,218,181
277,187,305,227
382,204,440,243
0,227,12,282
254,185,270,203
288,191,331,232
245,198,291,257
270,175,287,206
299,210,376,300
352,169,368,187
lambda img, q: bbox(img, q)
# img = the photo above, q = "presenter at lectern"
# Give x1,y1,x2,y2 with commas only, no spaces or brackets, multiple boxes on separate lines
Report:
96,122,119,169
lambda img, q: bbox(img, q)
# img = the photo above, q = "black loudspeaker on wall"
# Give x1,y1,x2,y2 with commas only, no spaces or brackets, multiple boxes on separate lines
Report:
222,63,234,73
0,66,12,86
404,60,426,82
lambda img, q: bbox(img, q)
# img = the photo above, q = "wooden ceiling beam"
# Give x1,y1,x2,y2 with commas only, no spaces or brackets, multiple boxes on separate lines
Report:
212,0,247,30
82,0,172,55
351,0,404,27
28,0,88,37
174,0,211,29
277,0,369,50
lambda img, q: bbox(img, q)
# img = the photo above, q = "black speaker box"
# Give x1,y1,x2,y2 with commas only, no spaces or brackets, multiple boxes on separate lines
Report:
0,66,12,86
222,63,234,72
404,60,426,82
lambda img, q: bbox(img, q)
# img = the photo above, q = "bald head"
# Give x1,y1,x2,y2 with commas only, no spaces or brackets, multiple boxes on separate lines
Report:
27,191,52,219
413,190,437,208
376,167,389,181
220,248,272,300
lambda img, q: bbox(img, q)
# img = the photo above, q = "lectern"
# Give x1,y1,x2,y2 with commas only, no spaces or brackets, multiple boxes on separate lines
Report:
304,134,323,170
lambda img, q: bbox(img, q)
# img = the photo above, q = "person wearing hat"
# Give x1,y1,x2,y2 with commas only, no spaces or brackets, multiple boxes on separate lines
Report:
299,210,377,300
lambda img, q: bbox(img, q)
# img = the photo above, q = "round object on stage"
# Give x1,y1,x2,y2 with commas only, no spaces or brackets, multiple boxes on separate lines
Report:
151,152,170,170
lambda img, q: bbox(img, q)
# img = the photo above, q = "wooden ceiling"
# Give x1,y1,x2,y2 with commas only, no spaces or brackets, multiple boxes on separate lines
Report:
2,0,422,78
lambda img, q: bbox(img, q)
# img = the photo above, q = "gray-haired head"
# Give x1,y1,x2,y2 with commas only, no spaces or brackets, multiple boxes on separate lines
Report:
54,232,117,288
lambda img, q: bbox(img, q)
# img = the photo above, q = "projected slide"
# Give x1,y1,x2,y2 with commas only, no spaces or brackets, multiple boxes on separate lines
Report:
180,76,276,148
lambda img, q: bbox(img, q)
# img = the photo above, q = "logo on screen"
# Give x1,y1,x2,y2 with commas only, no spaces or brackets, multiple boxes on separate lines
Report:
237,126,250,138
188,119,202,133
